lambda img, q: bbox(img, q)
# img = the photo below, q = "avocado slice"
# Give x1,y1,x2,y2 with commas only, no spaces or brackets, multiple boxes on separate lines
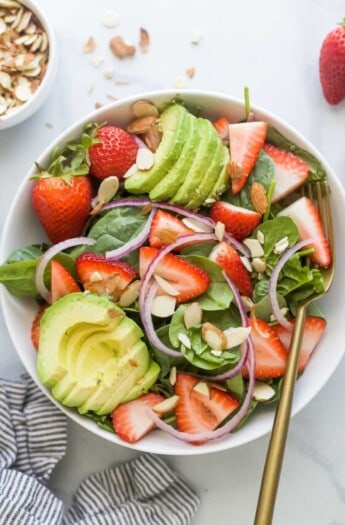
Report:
79,341,151,415
205,145,230,202
169,118,219,206
120,361,161,404
186,141,229,209
37,293,124,387
149,112,200,202
36,292,159,413
124,103,189,194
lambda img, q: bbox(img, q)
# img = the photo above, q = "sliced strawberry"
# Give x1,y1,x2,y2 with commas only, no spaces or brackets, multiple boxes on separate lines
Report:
278,197,331,268
139,246,211,303
229,121,268,194
243,318,288,379
76,252,136,300
209,241,253,297
273,316,326,373
263,144,309,202
213,116,230,143
50,260,80,303
111,392,165,444
210,201,261,241
174,373,239,439
31,304,48,350
149,209,194,248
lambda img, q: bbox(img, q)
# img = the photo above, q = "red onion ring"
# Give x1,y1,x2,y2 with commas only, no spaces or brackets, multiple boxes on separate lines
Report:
105,210,156,259
35,237,96,303
101,199,249,256
268,239,313,330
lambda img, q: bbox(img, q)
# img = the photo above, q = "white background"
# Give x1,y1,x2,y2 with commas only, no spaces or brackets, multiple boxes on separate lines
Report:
1,1,345,523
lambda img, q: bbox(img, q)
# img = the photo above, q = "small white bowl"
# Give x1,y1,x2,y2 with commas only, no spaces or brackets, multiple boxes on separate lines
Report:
1,90,345,455
0,0,57,130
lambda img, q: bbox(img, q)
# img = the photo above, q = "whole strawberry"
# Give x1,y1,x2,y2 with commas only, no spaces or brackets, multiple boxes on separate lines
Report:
319,20,345,104
89,125,138,180
32,175,92,243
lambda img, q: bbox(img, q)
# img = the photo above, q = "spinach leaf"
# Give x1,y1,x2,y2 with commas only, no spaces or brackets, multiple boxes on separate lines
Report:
266,125,327,182
82,411,114,433
183,255,233,310
180,241,216,258
0,245,76,298
254,293,287,322
71,207,149,267
225,374,245,400
227,150,274,211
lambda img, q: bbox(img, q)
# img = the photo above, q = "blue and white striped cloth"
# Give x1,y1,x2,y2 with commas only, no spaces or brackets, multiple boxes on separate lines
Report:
0,375,199,525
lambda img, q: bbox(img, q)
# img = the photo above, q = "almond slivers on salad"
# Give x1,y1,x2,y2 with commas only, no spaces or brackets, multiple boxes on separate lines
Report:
0,97,331,445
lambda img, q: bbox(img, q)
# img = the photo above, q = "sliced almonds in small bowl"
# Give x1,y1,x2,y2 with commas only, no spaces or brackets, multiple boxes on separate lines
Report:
0,0,50,116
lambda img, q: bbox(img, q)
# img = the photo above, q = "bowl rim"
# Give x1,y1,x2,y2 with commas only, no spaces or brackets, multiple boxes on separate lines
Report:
0,0,57,124
1,88,345,455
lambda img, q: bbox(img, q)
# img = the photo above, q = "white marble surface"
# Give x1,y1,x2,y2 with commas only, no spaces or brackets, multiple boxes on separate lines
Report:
1,1,345,523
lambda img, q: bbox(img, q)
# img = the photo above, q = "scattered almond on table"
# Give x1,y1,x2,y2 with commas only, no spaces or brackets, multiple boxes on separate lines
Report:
0,0,49,116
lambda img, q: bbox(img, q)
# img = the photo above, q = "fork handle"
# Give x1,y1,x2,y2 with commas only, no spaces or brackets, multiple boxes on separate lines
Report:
254,304,307,525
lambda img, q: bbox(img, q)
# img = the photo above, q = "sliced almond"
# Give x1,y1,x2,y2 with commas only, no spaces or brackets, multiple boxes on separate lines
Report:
142,126,162,152
25,22,36,34
40,32,48,52
17,10,31,33
118,280,141,307
89,55,104,67
102,10,119,28
250,182,268,215
109,35,135,59
181,217,213,233
153,395,180,414
240,255,252,273
193,381,210,398
102,67,113,79
14,80,31,101
139,27,150,53
201,322,227,351
174,75,186,89
83,36,96,54
127,115,158,134
256,230,265,245
223,326,251,349
191,31,203,45
0,95,8,115
177,332,192,349
273,236,289,255
0,0,21,8
251,257,266,273
90,271,102,283
184,302,202,329
154,274,180,296
169,366,177,386
0,71,11,90
253,380,275,402
243,238,264,258
215,221,225,242
227,161,243,183
136,147,155,170
97,176,119,203
131,99,159,118
151,295,176,318
123,163,138,179
186,67,195,79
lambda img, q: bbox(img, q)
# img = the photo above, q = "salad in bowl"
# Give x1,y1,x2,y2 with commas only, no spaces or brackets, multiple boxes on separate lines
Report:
0,90,339,454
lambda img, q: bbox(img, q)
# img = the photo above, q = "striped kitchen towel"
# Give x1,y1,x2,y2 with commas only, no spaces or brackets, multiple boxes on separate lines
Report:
0,375,199,525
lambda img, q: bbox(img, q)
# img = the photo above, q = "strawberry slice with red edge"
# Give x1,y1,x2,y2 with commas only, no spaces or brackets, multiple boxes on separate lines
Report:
51,260,80,303
139,246,211,303
149,209,194,248
229,121,268,194
76,252,136,300
263,144,309,202
213,116,230,143
243,318,288,379
278,196,331,268
209,241,253,297
273,316,326,373
210,201,261,241
31,304,48,350
174,373,239,442
111,392,165,443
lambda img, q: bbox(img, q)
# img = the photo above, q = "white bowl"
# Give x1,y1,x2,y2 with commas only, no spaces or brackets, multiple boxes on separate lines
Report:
0,0,57,130
1,90,344,455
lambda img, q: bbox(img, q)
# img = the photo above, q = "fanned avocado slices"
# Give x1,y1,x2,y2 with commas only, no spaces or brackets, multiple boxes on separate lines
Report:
149,112,200,202
124,103,190,194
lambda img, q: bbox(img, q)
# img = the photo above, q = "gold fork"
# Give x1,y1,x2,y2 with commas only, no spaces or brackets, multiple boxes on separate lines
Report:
254,180,335,525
